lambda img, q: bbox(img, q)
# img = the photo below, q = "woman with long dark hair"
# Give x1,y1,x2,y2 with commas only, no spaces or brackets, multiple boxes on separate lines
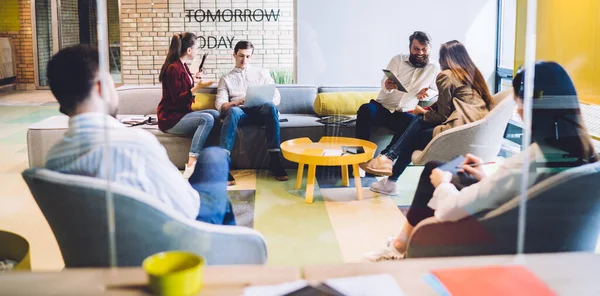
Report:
157,32,217,178
364,61,598,261
364,40,491,195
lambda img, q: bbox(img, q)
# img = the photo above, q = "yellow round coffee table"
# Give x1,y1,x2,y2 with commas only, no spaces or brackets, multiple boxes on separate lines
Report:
281,137,377,203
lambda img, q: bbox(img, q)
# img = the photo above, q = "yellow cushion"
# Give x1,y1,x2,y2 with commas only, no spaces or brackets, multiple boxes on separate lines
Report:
313,92,378,116
191,93,216,111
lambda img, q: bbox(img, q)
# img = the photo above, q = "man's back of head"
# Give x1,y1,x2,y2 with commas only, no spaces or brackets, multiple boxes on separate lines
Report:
47,45,118,117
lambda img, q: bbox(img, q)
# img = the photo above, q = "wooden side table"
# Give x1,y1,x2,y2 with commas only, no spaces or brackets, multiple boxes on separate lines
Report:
281,137,376,203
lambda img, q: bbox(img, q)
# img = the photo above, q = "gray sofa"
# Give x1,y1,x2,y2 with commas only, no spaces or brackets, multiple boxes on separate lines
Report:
28,84,393,169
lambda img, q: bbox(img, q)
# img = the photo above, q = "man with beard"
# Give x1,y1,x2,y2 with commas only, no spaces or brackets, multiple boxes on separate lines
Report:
355,31,439,157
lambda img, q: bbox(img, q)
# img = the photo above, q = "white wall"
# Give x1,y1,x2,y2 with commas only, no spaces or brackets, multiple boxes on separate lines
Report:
296,0,498,89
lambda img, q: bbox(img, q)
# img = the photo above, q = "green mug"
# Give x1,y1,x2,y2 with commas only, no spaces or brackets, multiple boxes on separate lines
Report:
142,251,205,296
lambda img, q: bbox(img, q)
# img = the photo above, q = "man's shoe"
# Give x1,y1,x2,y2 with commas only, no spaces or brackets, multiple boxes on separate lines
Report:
269,164,289,181
269,152,289,181
369,178,398,196
362,155,393,176
228,172,236,186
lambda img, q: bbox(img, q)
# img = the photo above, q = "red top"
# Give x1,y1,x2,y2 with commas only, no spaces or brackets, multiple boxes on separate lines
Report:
157,60,195,132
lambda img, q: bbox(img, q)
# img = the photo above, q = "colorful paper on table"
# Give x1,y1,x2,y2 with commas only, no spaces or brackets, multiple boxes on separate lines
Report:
425,265,556,296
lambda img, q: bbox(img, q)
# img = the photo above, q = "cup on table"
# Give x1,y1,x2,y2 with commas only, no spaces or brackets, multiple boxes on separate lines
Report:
142,251,205,296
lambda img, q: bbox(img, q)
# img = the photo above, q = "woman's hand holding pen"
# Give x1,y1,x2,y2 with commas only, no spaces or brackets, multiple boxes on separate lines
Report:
458,153,487,181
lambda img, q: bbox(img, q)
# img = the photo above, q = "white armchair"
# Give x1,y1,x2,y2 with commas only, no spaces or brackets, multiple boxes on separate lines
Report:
411,88,516,164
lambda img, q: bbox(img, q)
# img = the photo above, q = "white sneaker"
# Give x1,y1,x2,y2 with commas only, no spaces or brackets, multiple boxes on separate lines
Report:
370,178,398,195
182,163,195,179
363,245,405,262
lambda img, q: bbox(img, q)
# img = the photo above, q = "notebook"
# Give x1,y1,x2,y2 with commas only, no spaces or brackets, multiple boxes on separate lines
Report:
424,265,556,296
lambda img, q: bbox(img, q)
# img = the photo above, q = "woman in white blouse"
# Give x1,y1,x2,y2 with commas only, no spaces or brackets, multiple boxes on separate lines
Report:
365,61,598,261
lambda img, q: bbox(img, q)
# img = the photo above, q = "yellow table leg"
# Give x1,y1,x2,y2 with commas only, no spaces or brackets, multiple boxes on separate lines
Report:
352,164,363,200
305,164,317,203
295,163,305,190
341,165,349,186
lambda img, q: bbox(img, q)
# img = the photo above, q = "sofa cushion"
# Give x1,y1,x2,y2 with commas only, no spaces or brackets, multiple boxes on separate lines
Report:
197,84,318,115
122,84,318,115
314,91,378,116
276,85,318,115
318,86,380,93
116,85,162,115
191,93,217,111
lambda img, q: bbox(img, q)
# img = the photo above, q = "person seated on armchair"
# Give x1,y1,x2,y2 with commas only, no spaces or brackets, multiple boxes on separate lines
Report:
44,45,236,225
362,41,491,196
216,40,288,185
364,61,598,261
355,31,439,165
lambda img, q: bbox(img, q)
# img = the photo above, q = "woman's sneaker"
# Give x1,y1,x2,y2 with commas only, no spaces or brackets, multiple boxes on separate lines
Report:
363,244,405,262
369,178,398,195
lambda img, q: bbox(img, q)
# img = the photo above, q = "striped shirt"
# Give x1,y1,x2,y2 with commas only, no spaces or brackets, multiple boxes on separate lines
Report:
45,112,200,220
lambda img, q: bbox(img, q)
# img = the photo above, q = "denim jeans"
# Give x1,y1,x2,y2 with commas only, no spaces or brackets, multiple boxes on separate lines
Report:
384,116,435,181
356,100,415,155
167,110,220,157
190,147,236,225
219,102,281,152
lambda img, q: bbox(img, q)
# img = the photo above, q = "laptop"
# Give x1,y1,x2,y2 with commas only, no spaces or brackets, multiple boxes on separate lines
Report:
244,84,276,107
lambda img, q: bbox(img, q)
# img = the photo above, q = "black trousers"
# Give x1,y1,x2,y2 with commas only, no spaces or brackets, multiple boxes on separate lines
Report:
405,161,479,226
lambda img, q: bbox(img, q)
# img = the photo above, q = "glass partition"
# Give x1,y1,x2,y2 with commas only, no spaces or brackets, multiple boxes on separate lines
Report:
13,0,600,277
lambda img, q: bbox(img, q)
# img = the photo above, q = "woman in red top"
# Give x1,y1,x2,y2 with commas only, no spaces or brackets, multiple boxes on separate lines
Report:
158,32,217,178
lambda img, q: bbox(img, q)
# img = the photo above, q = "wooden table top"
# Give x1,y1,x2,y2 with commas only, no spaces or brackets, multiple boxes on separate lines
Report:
2,253,600,295
281,137,376,166
0,265,300,296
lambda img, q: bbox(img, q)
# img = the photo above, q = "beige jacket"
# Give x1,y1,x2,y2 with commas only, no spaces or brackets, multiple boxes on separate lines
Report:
423,70,490,136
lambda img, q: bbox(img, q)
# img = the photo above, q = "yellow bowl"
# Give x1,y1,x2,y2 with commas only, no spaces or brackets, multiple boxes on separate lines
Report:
142,251,205,296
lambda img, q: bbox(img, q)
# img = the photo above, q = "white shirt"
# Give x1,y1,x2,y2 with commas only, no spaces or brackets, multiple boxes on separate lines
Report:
428,144,564,222
376,54,439,112
45,112,201,220
215,66,281,112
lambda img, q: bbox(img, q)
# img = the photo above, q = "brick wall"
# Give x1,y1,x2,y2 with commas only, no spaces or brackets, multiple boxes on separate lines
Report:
120,0,294,85
0,0,35,89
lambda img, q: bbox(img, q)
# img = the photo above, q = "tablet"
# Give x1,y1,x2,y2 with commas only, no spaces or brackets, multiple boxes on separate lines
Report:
437,155,466,174
382,69,409,93
198,53,208,72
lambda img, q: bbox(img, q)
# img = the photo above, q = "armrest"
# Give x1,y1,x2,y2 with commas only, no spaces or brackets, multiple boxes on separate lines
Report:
405,216,499,258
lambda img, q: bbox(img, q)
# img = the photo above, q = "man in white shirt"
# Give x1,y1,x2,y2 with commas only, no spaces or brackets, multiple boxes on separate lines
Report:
44,45,235,225
356,31,439,158
215,40,288,185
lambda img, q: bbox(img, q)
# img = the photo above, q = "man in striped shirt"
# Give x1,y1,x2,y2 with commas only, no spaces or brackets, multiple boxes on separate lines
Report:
44,45,235,225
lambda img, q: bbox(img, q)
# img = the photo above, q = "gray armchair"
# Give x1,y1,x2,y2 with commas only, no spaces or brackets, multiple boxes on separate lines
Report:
406,162,600,258
411,88,516,165
22,168,268,267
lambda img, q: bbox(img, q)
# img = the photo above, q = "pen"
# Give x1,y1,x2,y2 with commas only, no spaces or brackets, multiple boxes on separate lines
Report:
455,161,496,168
